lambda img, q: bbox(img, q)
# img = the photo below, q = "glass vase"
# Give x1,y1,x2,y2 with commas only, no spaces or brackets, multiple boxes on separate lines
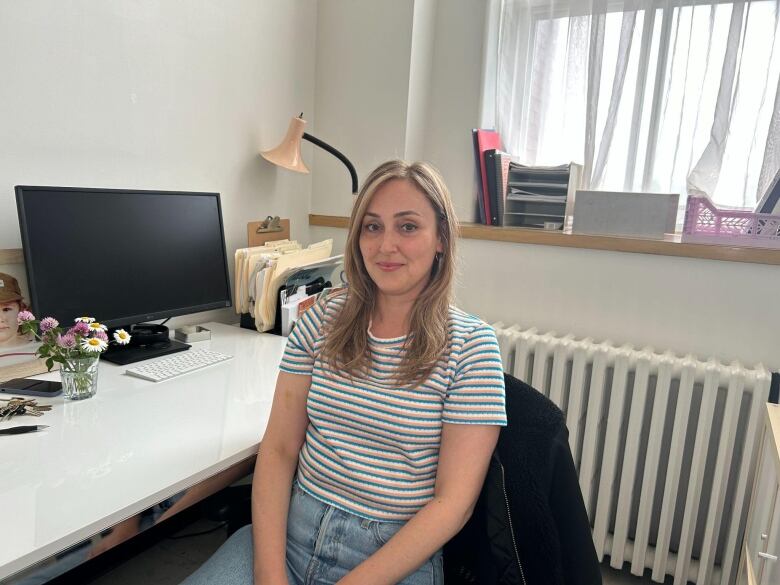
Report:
61,356,100,400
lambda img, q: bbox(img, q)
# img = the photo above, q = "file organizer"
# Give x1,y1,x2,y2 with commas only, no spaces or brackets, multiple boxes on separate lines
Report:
503,162,582,229
240,256,344,335
281,256,344,294
235,237,341,334
277,256,345,336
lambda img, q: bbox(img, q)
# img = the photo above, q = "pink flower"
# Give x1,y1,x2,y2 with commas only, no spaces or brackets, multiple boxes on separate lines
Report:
68,322,90,337
39,317,59,332
17,311,35,324
93,330,108,342
56,333,77,349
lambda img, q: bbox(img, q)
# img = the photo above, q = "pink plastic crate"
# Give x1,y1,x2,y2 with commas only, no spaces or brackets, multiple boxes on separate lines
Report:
682,195,780,249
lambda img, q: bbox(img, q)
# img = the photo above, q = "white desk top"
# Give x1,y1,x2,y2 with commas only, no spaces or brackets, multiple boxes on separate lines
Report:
0,322,287,581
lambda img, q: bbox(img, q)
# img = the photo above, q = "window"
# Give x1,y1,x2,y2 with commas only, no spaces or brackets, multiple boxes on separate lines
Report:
493,0,780,209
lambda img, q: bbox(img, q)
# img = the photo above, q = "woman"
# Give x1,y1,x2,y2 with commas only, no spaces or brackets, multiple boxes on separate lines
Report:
182,160,506,585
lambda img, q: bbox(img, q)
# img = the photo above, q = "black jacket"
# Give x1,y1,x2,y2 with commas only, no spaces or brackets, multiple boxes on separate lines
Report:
444,374,602,585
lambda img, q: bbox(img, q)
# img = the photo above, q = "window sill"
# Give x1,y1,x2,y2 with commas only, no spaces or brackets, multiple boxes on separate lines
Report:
308,214,780,266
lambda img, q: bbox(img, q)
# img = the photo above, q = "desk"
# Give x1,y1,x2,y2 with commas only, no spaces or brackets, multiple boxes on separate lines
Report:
0,323,287,583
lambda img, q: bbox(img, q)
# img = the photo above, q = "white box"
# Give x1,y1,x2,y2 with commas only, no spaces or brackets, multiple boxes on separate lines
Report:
571,190,679,239
173,325,211,343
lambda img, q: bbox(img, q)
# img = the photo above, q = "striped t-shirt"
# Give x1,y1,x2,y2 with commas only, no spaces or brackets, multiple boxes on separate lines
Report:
279,290,506,521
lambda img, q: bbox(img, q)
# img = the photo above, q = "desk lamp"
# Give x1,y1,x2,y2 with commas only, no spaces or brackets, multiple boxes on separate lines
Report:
261,114,358,195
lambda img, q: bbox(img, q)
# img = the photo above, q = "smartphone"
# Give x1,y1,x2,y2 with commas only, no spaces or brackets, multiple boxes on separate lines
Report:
0,378,63,397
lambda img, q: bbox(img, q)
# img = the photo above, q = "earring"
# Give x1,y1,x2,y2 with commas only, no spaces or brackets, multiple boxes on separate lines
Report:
431,252,442,275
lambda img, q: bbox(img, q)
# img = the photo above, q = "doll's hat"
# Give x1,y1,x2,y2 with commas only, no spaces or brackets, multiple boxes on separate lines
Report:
0,273,23,303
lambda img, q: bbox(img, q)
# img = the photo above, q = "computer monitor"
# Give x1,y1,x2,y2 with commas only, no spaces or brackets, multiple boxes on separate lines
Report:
15,186,232,365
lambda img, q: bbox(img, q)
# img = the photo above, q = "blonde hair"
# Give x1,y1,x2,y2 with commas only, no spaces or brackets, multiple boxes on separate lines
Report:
322,160,459,387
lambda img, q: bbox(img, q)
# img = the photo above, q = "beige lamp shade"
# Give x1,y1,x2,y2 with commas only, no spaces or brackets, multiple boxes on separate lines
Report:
261,114,358,194
261,116,310,174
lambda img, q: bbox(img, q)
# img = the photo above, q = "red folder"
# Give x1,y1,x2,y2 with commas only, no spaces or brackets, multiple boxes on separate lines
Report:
475,130,502,224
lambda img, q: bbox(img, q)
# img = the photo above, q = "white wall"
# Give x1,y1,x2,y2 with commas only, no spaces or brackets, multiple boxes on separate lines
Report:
0,0,317,325
311,0,780,371
404,0,438,161
423,0,485,222
311,0,414,214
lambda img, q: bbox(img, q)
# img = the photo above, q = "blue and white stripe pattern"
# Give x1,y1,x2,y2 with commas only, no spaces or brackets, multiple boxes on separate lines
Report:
279,290,506,521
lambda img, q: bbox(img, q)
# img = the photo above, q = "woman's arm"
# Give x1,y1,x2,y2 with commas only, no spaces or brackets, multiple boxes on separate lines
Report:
251,371,311,585
337,422,500,585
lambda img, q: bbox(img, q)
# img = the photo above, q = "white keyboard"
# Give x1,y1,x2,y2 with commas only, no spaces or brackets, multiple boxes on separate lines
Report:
125,349,234,382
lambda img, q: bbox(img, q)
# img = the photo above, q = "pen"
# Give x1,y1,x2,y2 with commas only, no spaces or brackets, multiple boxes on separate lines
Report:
0,425,49,436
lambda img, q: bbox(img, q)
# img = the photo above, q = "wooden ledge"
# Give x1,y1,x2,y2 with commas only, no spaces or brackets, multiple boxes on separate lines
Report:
0,248,24,265
309,214,780,266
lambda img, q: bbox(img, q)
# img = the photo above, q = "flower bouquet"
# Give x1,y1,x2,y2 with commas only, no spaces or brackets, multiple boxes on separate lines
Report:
17,313,131,400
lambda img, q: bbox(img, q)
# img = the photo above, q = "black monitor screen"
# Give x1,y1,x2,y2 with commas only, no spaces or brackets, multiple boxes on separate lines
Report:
16,186,232,328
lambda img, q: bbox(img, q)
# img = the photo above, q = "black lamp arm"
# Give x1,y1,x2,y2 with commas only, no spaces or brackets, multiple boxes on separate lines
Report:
302,132,359,195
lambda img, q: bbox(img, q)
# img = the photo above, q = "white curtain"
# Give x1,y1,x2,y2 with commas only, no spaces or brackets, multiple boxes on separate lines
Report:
496,0,780,208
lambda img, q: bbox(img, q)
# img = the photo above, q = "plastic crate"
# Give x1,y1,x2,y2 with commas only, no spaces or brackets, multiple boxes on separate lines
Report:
682,195,780,249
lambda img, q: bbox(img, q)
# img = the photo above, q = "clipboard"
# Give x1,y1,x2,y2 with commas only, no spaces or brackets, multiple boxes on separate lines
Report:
247,217,290,247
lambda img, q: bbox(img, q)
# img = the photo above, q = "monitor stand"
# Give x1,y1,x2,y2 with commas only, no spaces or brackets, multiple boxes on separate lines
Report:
102,325,190,365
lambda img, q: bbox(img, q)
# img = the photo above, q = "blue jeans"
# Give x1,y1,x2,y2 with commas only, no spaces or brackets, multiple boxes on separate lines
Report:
180,483,443,585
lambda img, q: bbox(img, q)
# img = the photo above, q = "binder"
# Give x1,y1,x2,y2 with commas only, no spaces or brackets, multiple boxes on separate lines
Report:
485,149,512,226
484,149,499,226
472,129,486,224
474,129,502,225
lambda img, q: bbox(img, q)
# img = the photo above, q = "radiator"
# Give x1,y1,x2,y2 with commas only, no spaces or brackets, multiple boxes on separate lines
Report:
493,323,772,585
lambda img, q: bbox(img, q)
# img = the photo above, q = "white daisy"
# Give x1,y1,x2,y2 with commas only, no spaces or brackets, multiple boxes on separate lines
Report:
81,337,107,352
88,322,108,332
113,329,131,345
74,316,95,324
